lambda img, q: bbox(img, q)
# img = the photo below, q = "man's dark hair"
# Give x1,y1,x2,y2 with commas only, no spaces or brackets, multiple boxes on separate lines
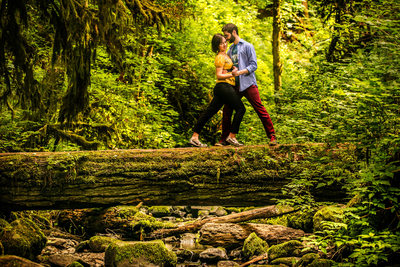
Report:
211,33,224,53
222,23,239,35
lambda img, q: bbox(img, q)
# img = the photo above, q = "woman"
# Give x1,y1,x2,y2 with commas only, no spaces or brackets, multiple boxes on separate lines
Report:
189,34,245,147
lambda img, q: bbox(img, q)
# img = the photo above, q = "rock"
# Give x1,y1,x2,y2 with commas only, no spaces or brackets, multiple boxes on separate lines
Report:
287,208,316,233
271,256,301,266
217,260,240,267
198,210,210,217
0,218,47,260
268,240,304,261
149,206,173,217
175,248,200,263
295,253,320,266
313,205,345,232
75,240,90,252
199,247,228,263
0,255,44,266
88,235,119,252
242,232,269,259
308,258,336,267
105,240,177,266
229,247,242,260
48,254,81,267
180,233,198,250
210,206,228,216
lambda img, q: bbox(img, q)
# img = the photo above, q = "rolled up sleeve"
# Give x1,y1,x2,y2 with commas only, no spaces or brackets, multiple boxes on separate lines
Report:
245,44,258,74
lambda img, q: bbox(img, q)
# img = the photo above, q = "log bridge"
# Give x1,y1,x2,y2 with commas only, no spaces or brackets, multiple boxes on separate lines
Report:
0,144,358,210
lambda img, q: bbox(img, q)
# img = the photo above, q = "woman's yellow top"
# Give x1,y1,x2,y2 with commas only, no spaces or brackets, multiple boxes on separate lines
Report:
214,54,235,86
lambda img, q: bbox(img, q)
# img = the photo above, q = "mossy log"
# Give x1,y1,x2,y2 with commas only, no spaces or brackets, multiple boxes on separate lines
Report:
0,144,358,210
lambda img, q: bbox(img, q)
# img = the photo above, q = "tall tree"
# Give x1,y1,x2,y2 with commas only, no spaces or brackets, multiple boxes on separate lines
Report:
0,0,186,123
272,0,282,94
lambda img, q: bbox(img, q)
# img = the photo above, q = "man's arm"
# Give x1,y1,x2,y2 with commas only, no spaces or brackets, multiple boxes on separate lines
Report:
232,43,257,76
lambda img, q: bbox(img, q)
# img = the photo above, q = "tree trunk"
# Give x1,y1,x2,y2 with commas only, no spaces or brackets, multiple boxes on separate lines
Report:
199,223,305,247
272,0,282,94
0,144,357,210
151,205,296,238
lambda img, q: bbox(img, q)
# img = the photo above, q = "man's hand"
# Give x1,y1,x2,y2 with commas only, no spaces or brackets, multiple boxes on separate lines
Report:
232,66,239,77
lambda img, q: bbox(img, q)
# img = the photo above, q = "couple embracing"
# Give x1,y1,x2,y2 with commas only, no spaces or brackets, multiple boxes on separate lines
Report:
189,23,277,147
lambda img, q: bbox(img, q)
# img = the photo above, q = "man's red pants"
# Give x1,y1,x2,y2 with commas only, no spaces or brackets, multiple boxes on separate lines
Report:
220,85,275,142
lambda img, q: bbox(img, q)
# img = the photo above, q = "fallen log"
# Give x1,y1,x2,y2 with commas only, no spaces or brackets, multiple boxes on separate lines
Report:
199,223,305,247
151,205,297,238
240,253,268,267
0,144,357,210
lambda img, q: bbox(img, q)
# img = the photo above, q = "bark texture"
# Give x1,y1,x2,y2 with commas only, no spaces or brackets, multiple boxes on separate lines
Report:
0,144,357,210
199,223,305,247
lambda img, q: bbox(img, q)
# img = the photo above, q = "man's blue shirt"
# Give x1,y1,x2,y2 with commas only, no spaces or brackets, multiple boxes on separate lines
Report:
227,38,258,92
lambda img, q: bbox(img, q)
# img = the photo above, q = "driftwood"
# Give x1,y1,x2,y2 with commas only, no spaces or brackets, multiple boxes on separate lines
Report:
0,144,357,210
151,205,297,238
240,253,268,267
199,223,305,247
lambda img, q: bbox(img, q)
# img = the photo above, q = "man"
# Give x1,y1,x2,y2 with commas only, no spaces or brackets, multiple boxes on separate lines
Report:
217,23,277,145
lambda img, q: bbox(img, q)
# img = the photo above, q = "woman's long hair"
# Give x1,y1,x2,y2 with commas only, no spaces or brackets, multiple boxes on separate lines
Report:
211,34,225,54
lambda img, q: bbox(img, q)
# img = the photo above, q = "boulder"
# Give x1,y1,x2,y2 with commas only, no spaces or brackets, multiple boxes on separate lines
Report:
88,235,119,252
295,253,320,266
105,240,177,267
242,232,269,259
271,256,301,266
0,218,47,260
313,205,345,232
199,247,228,263
0,255,44,266
308,258,336,266
267,240,304,261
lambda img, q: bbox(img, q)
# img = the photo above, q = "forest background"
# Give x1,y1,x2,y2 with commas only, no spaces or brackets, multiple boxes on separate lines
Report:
0,0,399,265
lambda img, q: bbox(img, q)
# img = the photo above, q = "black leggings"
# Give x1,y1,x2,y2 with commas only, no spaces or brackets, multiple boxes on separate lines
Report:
193,82,245,134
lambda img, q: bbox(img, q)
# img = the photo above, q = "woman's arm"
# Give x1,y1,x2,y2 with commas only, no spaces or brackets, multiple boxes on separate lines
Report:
216,66,237,80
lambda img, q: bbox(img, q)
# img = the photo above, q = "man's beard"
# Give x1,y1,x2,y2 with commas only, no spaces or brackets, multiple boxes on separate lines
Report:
229,35,235,43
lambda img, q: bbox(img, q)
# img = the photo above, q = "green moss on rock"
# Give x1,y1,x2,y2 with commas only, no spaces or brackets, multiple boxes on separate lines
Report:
313,205,345,232
89,236,119,252
0,218,47,260
267,240,304,261
271,256,301,266
295,253,320,267
148,206,173,217
129,212,175,239
242,232,269,259
308,258,336,267
287,208,316,233
67,261,85,267
105,240,177,267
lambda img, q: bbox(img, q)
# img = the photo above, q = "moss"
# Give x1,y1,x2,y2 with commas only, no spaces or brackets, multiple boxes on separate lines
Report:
295,253,320,267
307,258,336,267
129,211,175,239
313,205,345,232
111,205,139,219
242,232,269,259
267,240,304,261
148,206,173,217
0,240,3,255
67,261,84,267
0,218,47,260
287,208,316,233
271,256,301,265
0,219,10,229
89,235,119,252
105,240,177,266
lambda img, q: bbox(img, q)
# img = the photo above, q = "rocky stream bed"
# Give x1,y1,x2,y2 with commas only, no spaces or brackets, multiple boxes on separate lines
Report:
0,204,344,266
